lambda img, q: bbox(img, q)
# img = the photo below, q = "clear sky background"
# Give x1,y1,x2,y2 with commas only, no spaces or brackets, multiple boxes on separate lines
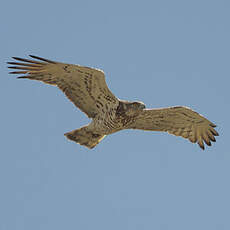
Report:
1,0,229,229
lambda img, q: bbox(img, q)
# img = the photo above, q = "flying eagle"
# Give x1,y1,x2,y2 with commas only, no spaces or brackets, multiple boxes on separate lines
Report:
8,55,219,150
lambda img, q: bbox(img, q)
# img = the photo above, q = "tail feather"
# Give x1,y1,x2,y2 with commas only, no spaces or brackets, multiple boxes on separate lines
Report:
64,127,105,149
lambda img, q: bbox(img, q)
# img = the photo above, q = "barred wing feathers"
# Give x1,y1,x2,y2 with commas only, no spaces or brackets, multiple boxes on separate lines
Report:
8,55,119,118
129,106,219,149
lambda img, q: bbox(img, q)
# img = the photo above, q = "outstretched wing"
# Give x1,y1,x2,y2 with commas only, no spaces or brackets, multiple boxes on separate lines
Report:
8,55,119,118
128,106,219,149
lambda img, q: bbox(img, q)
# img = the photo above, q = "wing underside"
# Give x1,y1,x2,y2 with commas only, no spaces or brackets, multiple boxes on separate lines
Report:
129,106,219,149
8,55,119,118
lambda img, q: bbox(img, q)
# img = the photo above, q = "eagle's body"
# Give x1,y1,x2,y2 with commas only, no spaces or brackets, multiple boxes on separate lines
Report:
87,101,145,133
8,55,219,149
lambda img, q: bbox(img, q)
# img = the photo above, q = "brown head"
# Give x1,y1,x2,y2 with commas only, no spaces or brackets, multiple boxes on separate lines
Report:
117,100,146,116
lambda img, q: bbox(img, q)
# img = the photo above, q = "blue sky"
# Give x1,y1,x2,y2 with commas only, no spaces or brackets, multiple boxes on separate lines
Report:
1,0,229,229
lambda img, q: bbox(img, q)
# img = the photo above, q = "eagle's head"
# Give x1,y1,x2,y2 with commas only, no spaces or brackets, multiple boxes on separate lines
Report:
117,100,146,117
126,101,146,116
130,101,146,110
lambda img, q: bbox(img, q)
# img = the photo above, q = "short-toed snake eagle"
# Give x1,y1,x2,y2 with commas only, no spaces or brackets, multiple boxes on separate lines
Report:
8,55,219,149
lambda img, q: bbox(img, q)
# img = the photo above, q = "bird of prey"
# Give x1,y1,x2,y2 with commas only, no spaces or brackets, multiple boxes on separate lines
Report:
8,55,219,150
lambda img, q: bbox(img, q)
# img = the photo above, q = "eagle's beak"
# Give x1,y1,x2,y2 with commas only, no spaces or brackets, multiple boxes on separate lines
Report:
140,104,146,109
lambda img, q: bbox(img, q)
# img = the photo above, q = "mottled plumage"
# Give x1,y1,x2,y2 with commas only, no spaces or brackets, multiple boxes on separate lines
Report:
8,55,219,149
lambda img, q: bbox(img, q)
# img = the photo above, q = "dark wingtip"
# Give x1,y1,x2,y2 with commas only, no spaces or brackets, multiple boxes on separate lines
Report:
29,55,39,58
29,55,40,59
9,71,28,74
11,56,43,64
212,130,219,136
17,76,28,79
198,143,205,150
210,123,217,128
29,55,56,63
210,127,219,137
12,56,21,61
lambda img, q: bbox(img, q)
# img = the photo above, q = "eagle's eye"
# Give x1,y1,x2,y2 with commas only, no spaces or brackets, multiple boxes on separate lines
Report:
132,102,146,110
139,103,146,110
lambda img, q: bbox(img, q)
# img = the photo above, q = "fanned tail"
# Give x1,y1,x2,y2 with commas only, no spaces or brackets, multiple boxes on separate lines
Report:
64,126,105,149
